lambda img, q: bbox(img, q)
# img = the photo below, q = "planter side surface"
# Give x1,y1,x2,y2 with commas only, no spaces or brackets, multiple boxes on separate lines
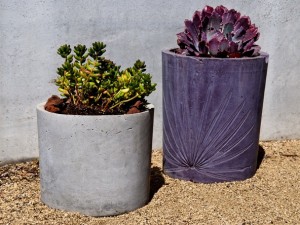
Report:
37,104,154,216
162,50,268,183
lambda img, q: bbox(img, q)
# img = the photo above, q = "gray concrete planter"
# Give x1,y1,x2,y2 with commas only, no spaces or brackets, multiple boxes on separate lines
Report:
162,50,268,183
36,103,154,216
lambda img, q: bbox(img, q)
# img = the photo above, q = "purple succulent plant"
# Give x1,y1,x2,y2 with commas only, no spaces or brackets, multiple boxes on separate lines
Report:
176,5,261,58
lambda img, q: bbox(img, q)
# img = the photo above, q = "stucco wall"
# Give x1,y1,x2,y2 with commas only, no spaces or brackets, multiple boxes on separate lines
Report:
1,0,299,165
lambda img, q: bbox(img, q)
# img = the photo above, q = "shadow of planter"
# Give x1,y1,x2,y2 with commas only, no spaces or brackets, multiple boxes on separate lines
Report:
149,166,165,200
37,103,154,216
256,145,265,170
162,50,268,183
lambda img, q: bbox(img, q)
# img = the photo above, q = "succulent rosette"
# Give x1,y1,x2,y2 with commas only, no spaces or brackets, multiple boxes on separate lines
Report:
176,5,261,58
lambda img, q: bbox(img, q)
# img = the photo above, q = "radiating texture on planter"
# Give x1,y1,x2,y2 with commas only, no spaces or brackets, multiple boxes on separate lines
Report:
37,103,154,216
162,50,268,183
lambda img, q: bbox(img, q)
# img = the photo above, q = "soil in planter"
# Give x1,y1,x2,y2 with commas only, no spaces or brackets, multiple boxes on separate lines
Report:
44,95,146,115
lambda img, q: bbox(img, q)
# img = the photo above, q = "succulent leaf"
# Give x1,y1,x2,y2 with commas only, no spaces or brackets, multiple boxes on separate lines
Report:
223,23,234,39
176,5,261,58
219,38,229,52
192,11,202,29
214,5,227,16
209,12,222,31
243,25,259,43
184,20,199,51
222,9,240,25
202,5,214,18
208,38,219,56
57,44,71,59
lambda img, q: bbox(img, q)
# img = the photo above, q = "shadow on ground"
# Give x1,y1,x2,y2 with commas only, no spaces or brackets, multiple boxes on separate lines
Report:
149,166,165,200
256,145,265,170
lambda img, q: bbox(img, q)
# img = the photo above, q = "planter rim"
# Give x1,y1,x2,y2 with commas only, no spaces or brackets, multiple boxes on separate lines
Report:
162,49,269,62
37,102,154,118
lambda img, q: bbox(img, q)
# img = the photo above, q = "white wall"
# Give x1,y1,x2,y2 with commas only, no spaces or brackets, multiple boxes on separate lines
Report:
1,0,299,165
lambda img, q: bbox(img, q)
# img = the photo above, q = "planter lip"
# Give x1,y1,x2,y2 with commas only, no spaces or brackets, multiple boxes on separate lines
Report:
36,102,154,118
162,48,269,62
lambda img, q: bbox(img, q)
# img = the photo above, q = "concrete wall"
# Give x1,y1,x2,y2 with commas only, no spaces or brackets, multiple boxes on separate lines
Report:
1,0,299,165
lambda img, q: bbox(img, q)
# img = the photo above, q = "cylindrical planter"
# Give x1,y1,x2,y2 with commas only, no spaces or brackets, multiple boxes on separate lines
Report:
37,103,154,216
162,50,268,183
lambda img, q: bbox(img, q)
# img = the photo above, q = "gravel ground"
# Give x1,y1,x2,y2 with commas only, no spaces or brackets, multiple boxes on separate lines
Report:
0,140,299,225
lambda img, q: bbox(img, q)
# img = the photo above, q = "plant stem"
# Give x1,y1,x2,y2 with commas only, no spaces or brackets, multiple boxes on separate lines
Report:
109,94,139,110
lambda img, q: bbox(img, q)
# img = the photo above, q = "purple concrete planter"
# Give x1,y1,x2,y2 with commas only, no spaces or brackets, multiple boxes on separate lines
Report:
162,49,269,183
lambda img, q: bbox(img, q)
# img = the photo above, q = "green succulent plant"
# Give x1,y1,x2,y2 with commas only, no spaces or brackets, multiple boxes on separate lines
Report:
55,42,156,114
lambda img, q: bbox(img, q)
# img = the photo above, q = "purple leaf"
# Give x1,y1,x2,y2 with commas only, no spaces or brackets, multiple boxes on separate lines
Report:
242,24,259,43
201,16,210,32
219,38,229,52
192,11,202,29
214,5,228,17
207,30,224,42
234,16,250,33
223,23,234,39
186,46,199,56
243,39,255,51
177,32,191,48
199,41,208,55
202,5,214,18
254,31,260,42
250,45,261,56
232,26,246,42
222,9,240,24
175,48,188,55
184,19,199,51
200,32,207,42
209,11,222,31
208,38,220,56
229,42,238,53
243,45,261,57
237,41,244,51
